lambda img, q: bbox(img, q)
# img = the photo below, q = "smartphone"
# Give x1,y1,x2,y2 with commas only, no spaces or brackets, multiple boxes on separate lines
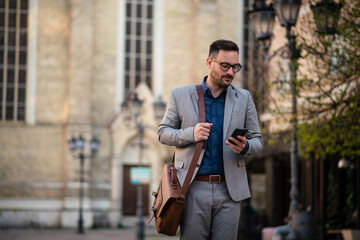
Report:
228,128,248,144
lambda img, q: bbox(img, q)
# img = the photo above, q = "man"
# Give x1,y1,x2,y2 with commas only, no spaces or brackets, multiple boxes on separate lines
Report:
157,39,263,240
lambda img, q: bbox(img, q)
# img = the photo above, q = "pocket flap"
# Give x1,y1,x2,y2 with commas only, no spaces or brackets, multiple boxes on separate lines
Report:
237,159,245,167
175,160,184,169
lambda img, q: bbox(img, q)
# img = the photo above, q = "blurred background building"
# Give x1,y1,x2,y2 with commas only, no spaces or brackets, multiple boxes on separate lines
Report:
0,0,250,229
1,0,359,239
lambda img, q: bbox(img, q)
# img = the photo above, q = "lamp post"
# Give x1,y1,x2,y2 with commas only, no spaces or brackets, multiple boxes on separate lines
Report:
309,1,343,238
122,92,166,240
68,135,99,234
249,0,301,224
248,0,342,239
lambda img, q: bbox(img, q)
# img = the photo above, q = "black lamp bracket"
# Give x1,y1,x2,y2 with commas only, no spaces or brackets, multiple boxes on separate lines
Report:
263,33,301,60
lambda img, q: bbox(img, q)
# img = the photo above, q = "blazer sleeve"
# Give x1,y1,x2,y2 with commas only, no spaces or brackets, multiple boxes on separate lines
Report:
244,91,263,156
157,90,196,147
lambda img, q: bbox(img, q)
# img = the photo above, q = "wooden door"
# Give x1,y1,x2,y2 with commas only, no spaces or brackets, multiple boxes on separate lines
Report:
122,165,149,216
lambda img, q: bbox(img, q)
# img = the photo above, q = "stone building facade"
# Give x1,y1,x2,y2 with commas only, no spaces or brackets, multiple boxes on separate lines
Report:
0,0,247,228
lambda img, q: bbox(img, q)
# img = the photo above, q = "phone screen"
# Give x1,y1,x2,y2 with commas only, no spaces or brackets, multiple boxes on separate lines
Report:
228,128,248,144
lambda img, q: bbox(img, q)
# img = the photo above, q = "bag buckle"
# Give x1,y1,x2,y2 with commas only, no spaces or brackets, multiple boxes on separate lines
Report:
176,195,185,204
209,175,221,183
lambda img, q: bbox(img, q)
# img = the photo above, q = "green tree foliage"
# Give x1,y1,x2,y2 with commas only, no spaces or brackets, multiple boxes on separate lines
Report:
296,0,360,161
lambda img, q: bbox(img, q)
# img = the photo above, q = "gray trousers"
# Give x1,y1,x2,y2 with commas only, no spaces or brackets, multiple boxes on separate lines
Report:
180,180,241,240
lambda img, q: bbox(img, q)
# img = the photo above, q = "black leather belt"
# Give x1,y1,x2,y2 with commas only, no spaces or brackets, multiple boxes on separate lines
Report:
195,175,225,183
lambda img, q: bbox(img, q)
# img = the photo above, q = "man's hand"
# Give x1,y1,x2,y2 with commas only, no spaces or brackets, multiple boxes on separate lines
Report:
226,135,247,153
194,123,212,142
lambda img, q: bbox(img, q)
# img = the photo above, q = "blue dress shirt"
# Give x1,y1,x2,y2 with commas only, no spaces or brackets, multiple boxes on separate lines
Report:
197,77,249,176
197,77,227,175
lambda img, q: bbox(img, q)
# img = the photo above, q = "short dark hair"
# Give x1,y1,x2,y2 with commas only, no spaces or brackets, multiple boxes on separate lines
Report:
208,39,239,57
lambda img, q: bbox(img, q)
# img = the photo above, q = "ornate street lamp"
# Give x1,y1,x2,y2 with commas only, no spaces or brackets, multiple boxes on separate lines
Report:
338,158,350,169
273,0,301,28
311,0,342,35
122,92,166,240
68,135,99,234
248,0,342,239
90,136,100,154
248,0,276,51
249,0,301,224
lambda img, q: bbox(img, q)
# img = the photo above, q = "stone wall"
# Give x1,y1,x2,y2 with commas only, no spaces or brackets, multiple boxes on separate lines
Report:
0,0,244,228
0,126,65,191
162,0,240,101
36,0,69,124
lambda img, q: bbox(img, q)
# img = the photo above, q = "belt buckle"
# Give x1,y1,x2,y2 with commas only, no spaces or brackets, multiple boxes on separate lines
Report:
209,175,221,183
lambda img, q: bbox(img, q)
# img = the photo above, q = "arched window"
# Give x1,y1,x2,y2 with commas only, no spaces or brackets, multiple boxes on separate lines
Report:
124,0,153,97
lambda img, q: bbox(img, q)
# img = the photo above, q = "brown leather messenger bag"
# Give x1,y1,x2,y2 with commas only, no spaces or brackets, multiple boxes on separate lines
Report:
147,84,205,236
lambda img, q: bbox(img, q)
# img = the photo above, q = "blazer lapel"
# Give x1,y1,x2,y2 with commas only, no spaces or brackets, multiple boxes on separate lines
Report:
190,86,199,117
223,86,235,141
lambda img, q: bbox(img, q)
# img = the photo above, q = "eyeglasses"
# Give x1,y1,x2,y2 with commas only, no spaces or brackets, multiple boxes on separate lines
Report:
211,58,242,73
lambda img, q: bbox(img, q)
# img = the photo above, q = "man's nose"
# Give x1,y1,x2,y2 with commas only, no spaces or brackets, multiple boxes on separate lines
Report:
226,67,236,75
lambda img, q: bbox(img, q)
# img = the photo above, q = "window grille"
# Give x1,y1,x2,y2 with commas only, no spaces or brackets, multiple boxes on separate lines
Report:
0,0,28,121
124,0,153,97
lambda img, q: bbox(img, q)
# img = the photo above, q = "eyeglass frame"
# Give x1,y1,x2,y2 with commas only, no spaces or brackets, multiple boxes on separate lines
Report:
211,58,242,73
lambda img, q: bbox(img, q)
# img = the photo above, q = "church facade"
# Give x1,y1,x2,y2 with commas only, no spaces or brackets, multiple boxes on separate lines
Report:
0,0,247,228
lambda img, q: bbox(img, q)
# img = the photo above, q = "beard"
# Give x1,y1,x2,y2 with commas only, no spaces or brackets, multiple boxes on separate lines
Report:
210,71,234,88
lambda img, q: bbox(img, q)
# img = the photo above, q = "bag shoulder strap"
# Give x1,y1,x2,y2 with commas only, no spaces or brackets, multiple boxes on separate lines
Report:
178,84,205,199
196,84,206,123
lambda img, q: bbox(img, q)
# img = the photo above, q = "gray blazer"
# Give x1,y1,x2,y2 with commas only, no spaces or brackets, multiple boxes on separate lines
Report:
158,84,263,202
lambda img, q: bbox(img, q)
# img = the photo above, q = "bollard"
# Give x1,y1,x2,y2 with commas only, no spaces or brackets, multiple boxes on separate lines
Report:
291,210,312,240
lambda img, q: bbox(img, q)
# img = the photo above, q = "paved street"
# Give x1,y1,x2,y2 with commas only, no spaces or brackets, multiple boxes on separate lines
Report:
0,227,179,240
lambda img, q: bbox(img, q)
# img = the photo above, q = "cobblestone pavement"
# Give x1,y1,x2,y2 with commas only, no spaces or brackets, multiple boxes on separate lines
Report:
0,227,179,240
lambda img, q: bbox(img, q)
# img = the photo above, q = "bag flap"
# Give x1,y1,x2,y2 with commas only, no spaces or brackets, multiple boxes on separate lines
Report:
155,163,181,217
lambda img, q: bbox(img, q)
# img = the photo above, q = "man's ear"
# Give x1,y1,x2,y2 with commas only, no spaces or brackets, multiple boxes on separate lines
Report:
206,57,212,69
